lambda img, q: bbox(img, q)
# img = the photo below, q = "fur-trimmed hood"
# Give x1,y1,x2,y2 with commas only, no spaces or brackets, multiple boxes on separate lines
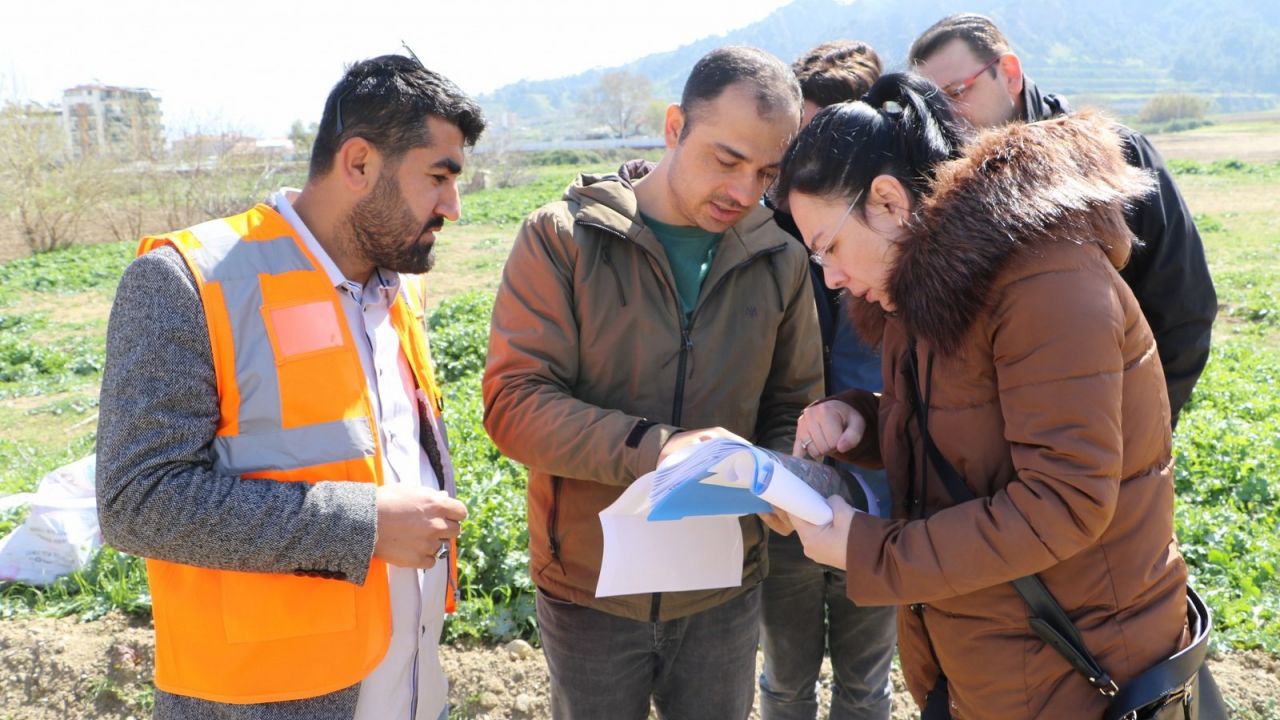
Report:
852,111,1156,355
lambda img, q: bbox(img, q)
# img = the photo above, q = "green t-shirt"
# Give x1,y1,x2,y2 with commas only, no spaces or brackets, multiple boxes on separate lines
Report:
642,213,723,323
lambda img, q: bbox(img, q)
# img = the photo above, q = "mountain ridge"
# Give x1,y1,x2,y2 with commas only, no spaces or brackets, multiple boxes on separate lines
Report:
479,0,1280,132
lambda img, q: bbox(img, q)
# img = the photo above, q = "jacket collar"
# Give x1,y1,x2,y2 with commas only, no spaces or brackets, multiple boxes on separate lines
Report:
851,112,1154,355
1020,76,1072,123
568,164,785,267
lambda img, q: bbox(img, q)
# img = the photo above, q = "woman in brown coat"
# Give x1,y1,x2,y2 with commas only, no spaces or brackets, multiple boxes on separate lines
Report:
769,73,1189,718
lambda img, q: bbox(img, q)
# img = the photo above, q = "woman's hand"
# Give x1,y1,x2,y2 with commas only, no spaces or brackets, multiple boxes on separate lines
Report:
792,496,856,570
794,400,866,460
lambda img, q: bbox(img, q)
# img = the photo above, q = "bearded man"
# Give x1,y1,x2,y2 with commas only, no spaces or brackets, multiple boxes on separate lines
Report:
97,54,484,720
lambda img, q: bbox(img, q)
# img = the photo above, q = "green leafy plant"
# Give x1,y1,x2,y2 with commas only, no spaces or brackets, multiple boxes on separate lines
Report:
1170,159,1280,178
0,547,150,621
0,157,1276,658
0,241,133,305
1174,341,1280,653
428,298,538,643
427,292,495,383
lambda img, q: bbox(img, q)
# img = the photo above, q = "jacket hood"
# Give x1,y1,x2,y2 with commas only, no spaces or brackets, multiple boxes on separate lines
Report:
852,111,1156,355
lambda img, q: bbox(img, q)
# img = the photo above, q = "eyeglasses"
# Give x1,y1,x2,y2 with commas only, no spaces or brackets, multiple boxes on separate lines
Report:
809,191,862,268
941,55,1003,100
333,40,426,137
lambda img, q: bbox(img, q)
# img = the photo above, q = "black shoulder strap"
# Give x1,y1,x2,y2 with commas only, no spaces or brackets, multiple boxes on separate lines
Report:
417,404,449,495
904,345,976,507
1013,575,1117,695
904,344,1118,697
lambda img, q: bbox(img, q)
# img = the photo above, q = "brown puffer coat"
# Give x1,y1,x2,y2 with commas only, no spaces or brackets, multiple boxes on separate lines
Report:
832,113,1190,719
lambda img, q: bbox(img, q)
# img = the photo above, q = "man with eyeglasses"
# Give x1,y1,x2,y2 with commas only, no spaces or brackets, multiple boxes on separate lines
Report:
97,55,484,720
909,14,1217,429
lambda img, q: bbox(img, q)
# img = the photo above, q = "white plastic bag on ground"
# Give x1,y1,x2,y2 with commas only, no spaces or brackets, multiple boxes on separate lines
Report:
0,454,101,584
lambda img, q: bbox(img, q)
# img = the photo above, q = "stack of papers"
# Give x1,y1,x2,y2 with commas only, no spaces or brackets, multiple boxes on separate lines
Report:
647,438,836,525
596,438,875,597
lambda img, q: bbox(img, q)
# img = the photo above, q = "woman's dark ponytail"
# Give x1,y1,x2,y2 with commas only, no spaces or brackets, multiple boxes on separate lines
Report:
772,72,969,210
861,72,967,195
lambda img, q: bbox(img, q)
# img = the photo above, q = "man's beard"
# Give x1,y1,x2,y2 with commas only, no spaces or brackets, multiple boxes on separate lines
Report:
347,170,444,275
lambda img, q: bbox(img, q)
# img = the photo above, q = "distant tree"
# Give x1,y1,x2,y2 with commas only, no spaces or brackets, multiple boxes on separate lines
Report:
289,119,318,158
578,71,655,138
1138,93,1211,124
0,101,109,253
643,98,669,137
468,122,534,190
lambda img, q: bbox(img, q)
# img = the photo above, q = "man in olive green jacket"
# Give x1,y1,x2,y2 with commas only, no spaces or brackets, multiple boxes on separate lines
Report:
483,47,823,719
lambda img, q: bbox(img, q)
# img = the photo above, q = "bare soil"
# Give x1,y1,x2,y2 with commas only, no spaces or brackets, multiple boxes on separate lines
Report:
1146,115,1280,165
1149,127,1280,165
1,613,1276,719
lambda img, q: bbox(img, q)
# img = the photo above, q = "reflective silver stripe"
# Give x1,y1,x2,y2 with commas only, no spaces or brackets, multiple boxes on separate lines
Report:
190,222,319,434
183,218,241,280
188,220,314,283
212,417,376,475
186,217,365,470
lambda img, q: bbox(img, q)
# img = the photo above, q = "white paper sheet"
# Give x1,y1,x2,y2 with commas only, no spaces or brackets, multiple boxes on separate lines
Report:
754,461,835,525
596,471,744,597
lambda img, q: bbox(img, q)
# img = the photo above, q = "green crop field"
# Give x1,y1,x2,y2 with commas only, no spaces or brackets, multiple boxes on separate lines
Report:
1,152,1278,664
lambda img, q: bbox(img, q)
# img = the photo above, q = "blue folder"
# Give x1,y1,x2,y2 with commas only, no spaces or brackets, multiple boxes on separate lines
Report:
647,445,777,521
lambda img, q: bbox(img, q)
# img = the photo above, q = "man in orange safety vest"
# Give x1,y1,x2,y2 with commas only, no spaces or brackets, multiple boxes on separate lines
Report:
97,53,485,720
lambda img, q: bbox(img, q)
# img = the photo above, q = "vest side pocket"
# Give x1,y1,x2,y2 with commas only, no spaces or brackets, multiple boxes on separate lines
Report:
220,570,357,644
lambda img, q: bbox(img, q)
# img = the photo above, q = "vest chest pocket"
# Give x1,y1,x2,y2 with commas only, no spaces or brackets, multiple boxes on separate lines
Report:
259,299,367,427
262,300,347,363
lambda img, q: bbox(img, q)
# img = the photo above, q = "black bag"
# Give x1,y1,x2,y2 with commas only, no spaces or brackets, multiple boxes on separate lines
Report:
904,347,1227,720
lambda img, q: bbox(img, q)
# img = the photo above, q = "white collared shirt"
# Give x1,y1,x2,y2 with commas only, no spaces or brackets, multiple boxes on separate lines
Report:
273,189,449,720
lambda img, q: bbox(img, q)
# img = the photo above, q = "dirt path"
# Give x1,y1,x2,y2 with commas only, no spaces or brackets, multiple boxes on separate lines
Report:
1,613,1277,719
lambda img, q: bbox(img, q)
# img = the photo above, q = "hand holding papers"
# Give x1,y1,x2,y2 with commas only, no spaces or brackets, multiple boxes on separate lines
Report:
790,494,860,571
596,438,876,597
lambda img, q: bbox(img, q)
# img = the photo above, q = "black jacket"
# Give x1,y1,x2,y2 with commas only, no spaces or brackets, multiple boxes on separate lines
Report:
1022,79,1217,428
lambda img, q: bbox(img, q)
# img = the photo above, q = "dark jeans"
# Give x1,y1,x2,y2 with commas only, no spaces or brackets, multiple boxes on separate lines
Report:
536,583,761,720
759,530,896,720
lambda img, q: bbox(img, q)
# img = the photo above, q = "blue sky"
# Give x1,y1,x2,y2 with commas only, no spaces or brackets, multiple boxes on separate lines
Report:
3,0,802,137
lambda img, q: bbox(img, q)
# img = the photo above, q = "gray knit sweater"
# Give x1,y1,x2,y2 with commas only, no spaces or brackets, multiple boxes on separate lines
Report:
96,246,378,719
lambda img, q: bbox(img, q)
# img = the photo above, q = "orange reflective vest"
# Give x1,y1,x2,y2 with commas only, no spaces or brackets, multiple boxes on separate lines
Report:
137,204,457,704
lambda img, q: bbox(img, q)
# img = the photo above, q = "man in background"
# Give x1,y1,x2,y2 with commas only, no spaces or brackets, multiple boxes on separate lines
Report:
760,40,897,720
910,14,1217,428
483,46,822,719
